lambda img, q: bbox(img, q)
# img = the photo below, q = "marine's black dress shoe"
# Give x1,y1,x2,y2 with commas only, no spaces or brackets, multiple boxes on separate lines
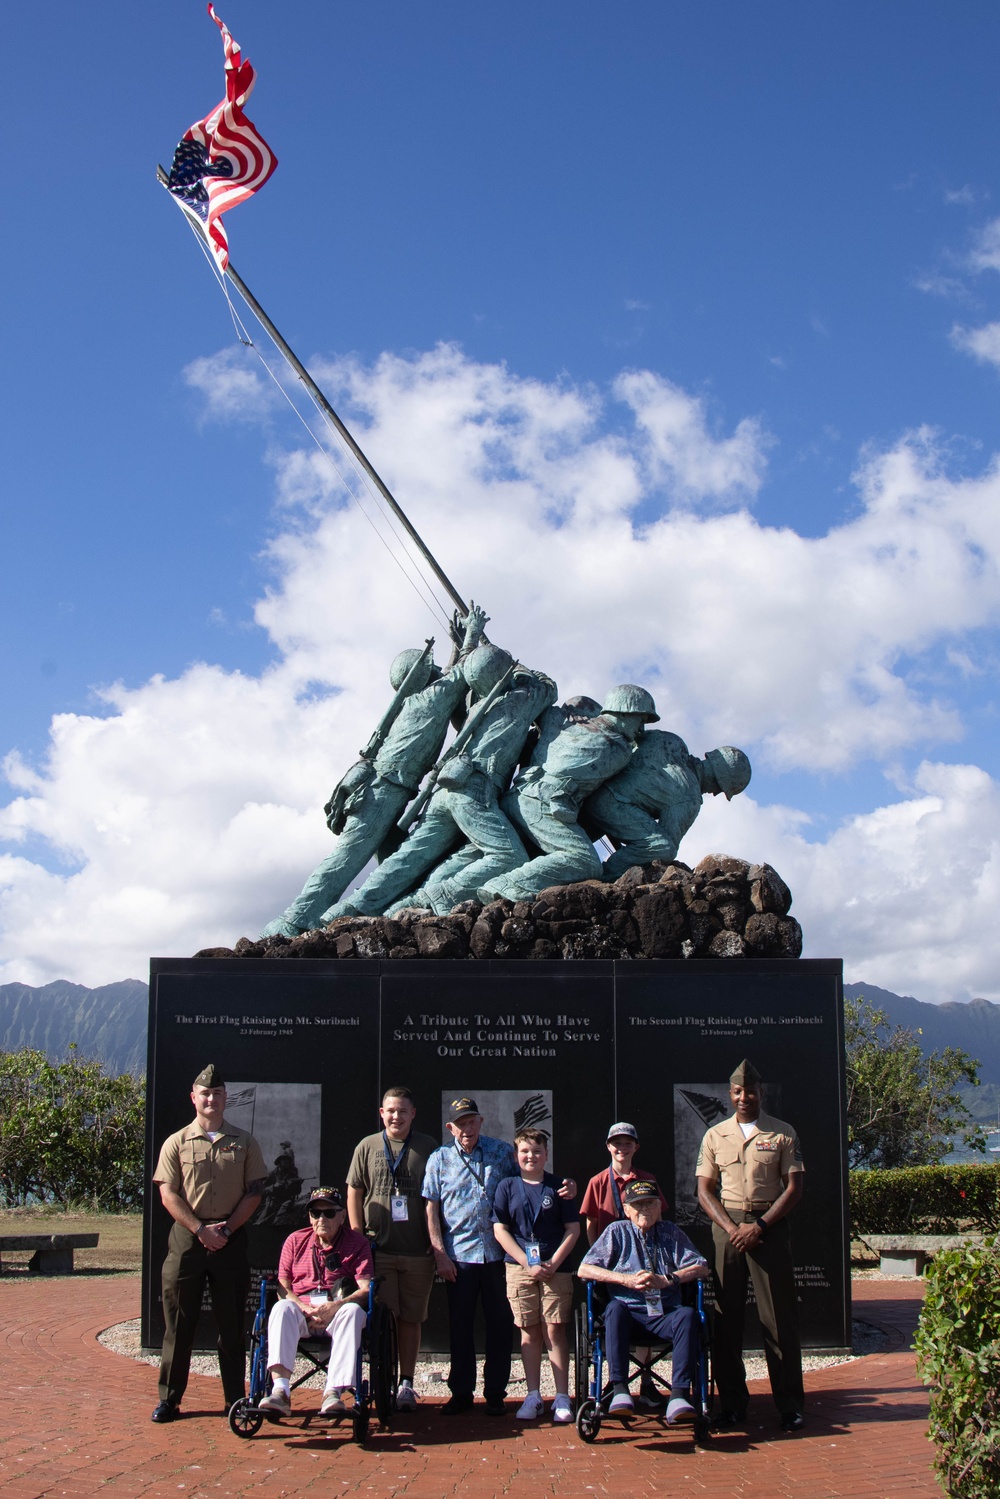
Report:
484,1397,507,1417
441,1393,474,1414
780,1410,805,1432
151,1400,178,1423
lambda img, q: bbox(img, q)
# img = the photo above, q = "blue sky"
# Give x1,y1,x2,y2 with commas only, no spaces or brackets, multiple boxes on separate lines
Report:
3,2,1000,999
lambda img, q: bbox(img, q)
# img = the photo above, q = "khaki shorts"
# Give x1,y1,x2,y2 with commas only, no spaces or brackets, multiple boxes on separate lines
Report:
374,1251,436,1323
505,1264,574,1328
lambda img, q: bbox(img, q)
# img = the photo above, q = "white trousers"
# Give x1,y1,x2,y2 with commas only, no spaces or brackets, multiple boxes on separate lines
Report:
266,1299,366,1393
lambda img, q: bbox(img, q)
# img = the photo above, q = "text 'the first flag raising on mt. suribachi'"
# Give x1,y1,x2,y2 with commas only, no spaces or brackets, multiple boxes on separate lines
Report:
165,4,277,271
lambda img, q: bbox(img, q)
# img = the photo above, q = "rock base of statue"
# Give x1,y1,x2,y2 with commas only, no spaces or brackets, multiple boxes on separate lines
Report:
209,855,803,962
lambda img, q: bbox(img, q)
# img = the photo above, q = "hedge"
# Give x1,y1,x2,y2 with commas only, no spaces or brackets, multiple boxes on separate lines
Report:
914,1236,1000,1497
850,1163,1000,1237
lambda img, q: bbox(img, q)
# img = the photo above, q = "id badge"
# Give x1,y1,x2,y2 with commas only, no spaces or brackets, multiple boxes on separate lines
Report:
391,1193,408,1223
644,1291,661,1316
525,1242,542,1268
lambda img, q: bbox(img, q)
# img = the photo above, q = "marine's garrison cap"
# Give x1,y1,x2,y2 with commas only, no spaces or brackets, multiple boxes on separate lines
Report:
729,1058,762,1088
193,1063,225,1088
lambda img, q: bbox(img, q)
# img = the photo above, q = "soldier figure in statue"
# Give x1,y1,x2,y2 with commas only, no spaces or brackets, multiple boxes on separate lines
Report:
585,736,751,883
478,685,659,903
260,605,490,937
327,650,557,919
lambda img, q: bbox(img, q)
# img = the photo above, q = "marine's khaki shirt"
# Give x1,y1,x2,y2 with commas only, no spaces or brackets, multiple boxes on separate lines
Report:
695,1111,804,1213
153,1120,267,1221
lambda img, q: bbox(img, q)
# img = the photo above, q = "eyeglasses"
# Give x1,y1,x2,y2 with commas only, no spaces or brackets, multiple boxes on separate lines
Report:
310,1208,340,1219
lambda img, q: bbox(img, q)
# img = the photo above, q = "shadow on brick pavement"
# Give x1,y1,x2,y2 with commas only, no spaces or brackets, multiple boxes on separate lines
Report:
0,1273,938,1498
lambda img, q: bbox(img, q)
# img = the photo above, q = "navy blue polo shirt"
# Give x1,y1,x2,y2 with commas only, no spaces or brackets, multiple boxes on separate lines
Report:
492,1171,580,1263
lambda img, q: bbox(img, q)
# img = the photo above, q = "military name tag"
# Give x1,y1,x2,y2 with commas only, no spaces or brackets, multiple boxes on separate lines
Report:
391,1194,408,1223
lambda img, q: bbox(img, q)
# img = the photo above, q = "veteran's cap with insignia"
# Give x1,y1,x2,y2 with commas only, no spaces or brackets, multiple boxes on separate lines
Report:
447,1096,480,1123
193,1063,225,1088
308,1186,344,1210
622,1178,660,1205
729,1058,762,1087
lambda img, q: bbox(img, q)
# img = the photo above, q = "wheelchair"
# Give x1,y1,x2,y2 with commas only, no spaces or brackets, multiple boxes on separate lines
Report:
573,1279,712,1443
228,1273,398,1443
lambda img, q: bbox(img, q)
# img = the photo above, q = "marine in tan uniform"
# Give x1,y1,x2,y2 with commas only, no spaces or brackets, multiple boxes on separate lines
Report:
151,1064,267,1423
695,1059,805,1431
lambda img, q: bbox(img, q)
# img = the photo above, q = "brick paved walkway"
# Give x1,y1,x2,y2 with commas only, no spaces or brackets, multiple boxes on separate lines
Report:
0,1274,938,1499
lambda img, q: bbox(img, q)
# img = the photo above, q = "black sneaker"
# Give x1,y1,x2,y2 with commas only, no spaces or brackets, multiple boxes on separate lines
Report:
713,1408,746,1428
441,1393,474,1414
151,1401,178,1424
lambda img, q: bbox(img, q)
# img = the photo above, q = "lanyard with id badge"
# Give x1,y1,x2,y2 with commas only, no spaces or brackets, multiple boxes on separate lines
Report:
383,1131,411,1223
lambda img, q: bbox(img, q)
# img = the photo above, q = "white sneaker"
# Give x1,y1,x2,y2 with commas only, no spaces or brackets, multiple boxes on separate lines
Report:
396,1383,418,1412
551,1395,573,1424
258,1389,291,1416
516,1393,545,1420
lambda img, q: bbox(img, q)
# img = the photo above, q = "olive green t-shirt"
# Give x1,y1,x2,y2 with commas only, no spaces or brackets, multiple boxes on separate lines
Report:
346,1130,438,1255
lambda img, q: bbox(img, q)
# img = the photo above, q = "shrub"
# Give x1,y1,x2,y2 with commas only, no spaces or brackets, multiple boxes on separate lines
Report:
0,1048,145,1209
915,1236,1000,1497
850,1163,1000,1237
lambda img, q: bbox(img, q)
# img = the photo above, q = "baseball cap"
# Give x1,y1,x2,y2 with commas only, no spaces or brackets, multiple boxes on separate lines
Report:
447,1096,481,1123
308,1186,344,1211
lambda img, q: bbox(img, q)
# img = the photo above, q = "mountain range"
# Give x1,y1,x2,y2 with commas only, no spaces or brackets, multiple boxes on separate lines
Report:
1,977,999,1110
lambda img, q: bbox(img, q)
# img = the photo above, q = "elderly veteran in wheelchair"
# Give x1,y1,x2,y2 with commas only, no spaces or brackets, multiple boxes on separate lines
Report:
578,1178,709,1424
258,1186,374,1418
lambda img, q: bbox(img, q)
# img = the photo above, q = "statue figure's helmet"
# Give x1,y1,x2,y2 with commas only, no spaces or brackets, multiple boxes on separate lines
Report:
601,684,660,723
464,643,514,698
564,695,602,719
705,746,752,800
390,648,434,692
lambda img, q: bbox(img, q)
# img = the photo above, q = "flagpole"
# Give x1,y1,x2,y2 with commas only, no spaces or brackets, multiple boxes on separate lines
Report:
157,169,468,617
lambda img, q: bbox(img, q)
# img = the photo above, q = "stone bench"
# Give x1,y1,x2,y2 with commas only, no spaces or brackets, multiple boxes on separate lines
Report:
0,1233,99,1275
859,1233,983,1277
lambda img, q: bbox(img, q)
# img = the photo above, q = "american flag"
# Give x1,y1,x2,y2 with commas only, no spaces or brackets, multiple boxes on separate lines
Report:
166,5,277,271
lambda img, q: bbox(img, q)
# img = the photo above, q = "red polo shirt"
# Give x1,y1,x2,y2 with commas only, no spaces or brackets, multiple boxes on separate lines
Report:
580,1167,668,1239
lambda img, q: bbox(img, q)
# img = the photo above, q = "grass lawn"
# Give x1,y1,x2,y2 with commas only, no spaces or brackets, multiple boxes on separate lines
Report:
0,1207,142,1274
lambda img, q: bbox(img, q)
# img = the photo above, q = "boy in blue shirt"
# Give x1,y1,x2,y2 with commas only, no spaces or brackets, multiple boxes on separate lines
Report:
579,1178,708,1423
492,1127,581,1423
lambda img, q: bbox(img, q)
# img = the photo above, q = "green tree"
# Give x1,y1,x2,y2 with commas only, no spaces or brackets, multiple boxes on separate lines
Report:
846,994,985,1170
0,1047,145,1209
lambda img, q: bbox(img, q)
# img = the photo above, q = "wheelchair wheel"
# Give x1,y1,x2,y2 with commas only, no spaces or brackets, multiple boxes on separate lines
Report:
573,1301,590,1412
575,1396,602,1444
369,1304,398,1427
228,1398,264,1439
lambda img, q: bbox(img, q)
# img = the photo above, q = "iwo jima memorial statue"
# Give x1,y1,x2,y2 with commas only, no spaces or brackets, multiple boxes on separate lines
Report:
143,7,849,1359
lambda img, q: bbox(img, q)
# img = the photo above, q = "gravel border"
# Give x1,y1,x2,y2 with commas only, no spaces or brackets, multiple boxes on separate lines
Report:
100,1316,888,1399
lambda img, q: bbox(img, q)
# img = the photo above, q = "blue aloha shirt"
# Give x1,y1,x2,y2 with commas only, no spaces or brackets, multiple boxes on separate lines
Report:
422,1134,518,1263
581,1219,707,1315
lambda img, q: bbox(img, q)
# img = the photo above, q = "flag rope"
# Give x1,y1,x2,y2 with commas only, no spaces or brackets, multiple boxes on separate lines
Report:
182,215,454,631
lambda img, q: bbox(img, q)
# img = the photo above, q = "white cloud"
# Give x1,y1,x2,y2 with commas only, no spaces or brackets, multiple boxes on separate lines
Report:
688,762,1000,1005
951,319,1000,371
3,346,1000,998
